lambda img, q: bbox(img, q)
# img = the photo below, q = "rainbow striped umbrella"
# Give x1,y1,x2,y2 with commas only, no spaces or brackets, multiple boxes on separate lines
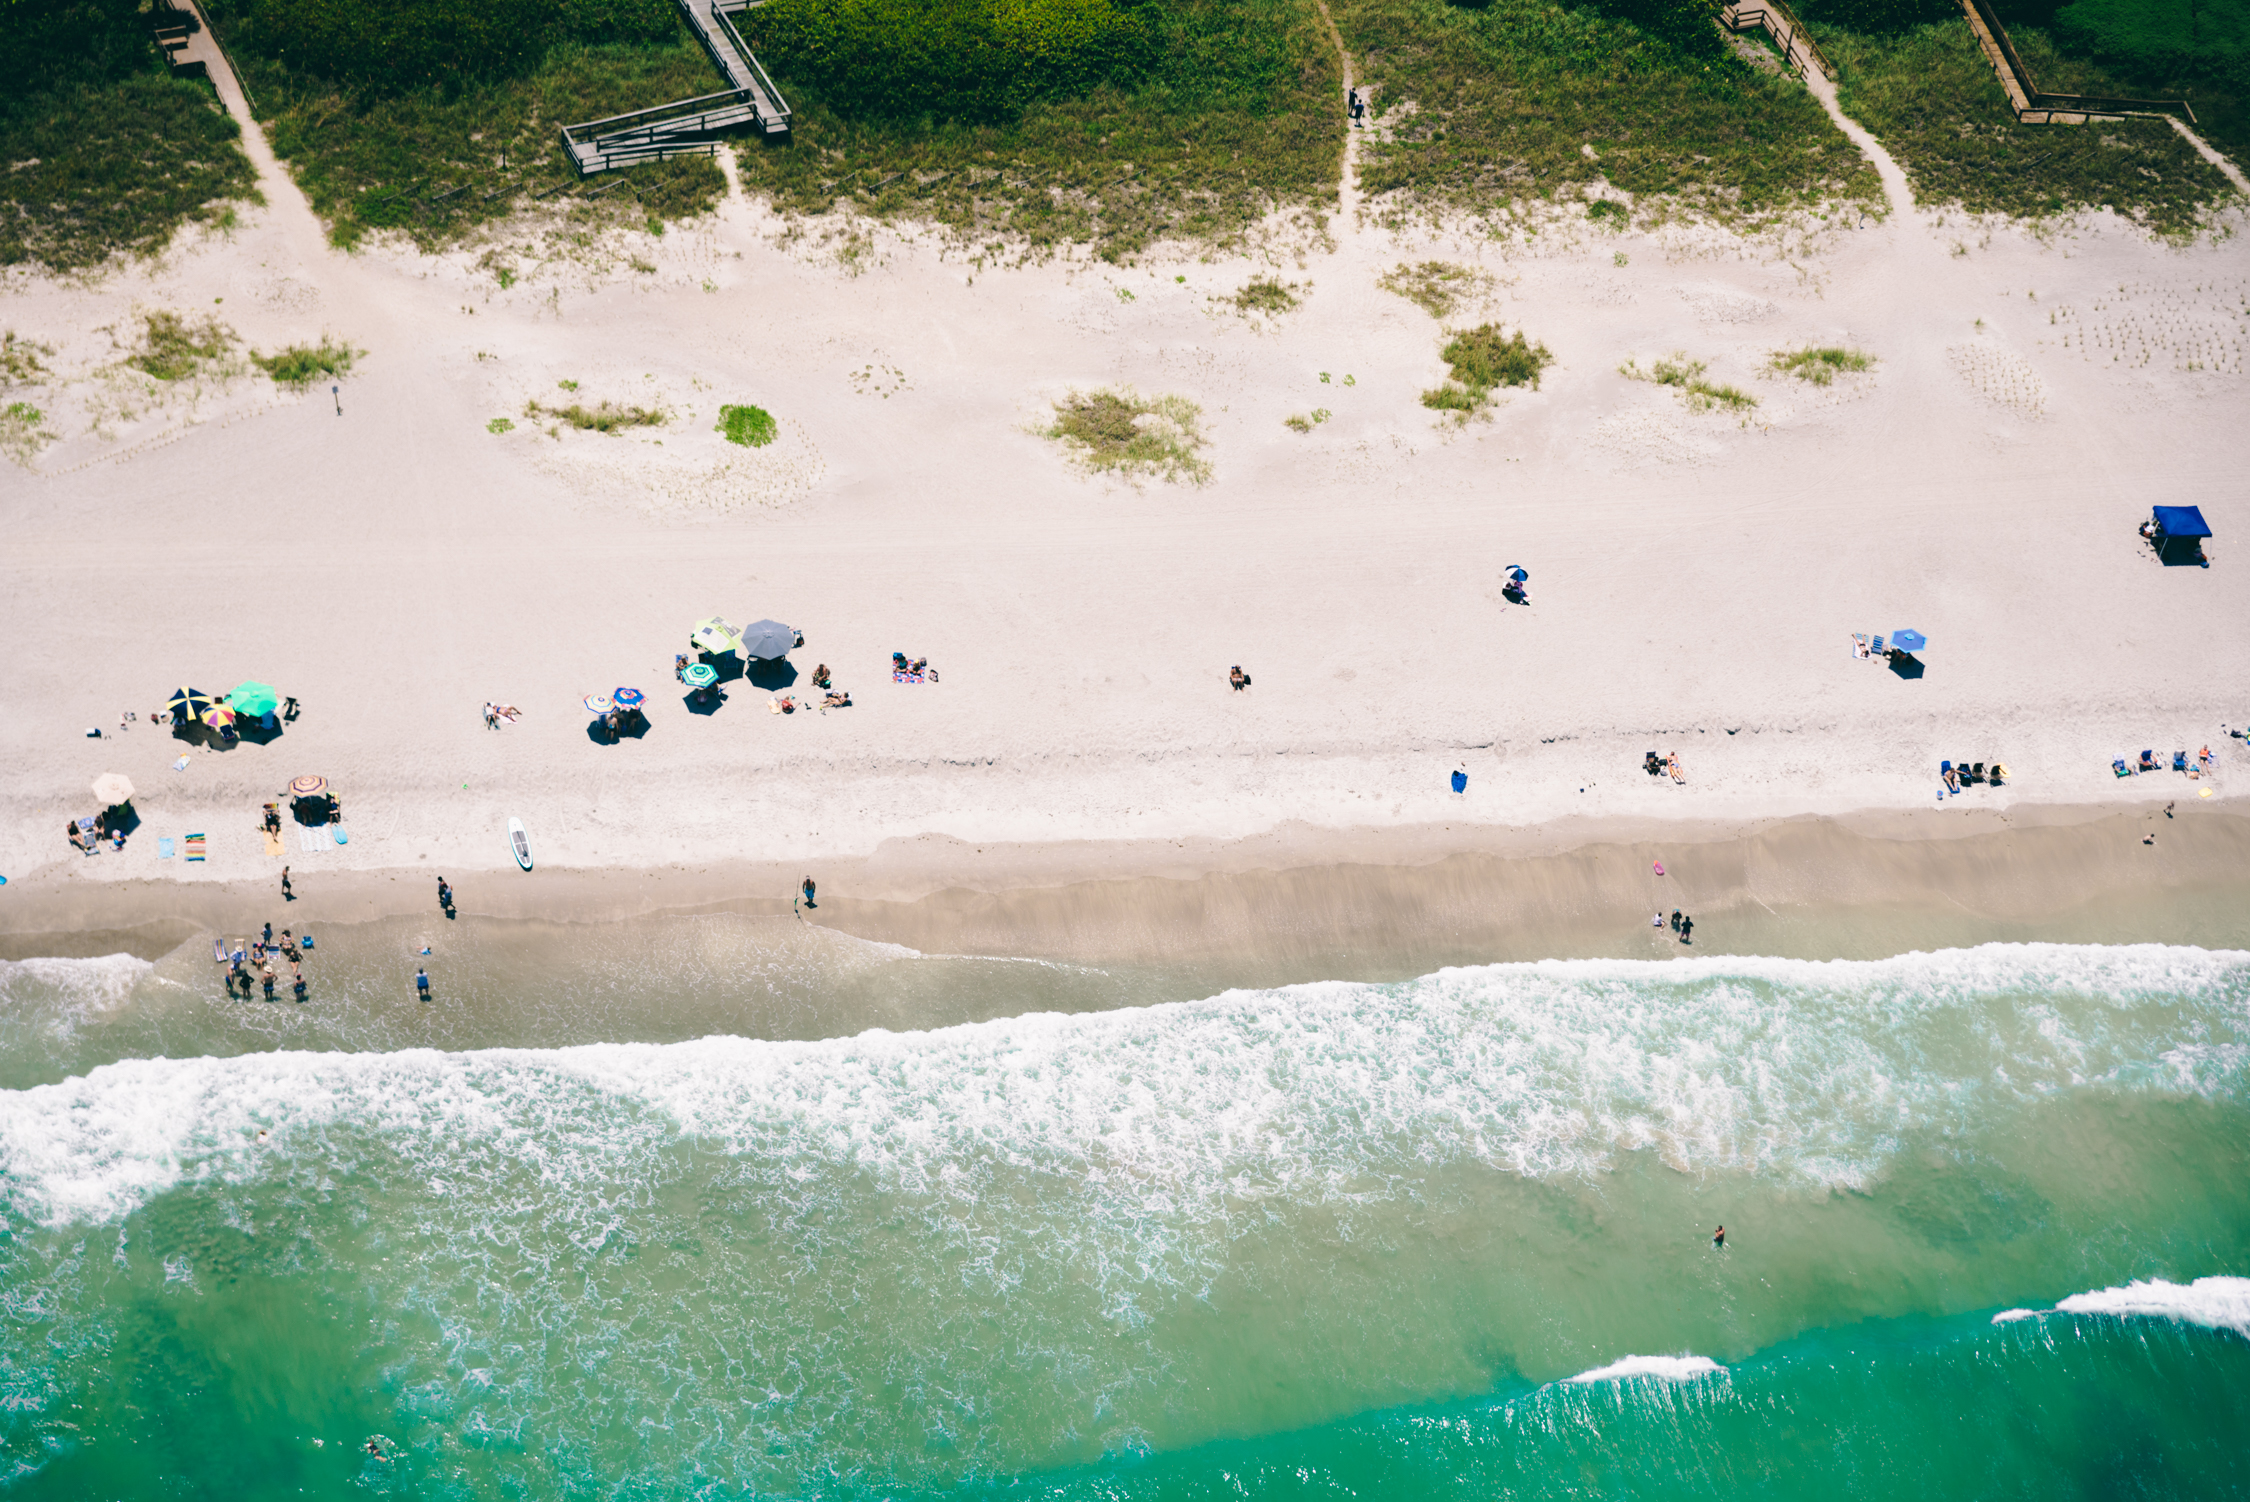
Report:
613,687,645,710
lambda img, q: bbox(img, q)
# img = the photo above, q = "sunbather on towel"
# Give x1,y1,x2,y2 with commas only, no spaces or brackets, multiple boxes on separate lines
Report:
823,690,851,709
1667,754,1683,784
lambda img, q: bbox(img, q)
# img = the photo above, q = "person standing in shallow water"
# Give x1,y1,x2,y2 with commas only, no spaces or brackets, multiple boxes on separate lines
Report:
416,967,431,1001
1713,1226,1725,1249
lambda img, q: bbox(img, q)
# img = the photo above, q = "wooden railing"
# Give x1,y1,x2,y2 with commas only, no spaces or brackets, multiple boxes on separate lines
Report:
1721,0,1836,83
1960,0,2195,124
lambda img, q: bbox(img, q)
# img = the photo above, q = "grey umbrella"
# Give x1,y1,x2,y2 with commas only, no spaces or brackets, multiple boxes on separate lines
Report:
739,619,795,660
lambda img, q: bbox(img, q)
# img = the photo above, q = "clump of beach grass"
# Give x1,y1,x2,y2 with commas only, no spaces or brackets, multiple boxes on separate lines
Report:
1283,407,1331,433
2,332,52,385
1232,277,1301,314
129,311,234,382
487,417,514,434
1,400,56,464
1380,261,1490,319
1421,323,1552,418
251,337,359,389
1770,346,1873,385
1622,353,1757,413
1044,388,1209,483
524,398,665,433
716,404,777,447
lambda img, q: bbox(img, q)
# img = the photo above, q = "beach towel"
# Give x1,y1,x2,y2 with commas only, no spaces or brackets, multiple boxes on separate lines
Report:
298,826,329,852
184,833,206,862
159,837,174,859
263,829,284,856
892,672,925,684
172,756,190,772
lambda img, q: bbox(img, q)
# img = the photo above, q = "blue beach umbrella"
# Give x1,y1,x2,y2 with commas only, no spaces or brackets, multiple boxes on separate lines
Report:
1891,629,1928,653
613,687,646,710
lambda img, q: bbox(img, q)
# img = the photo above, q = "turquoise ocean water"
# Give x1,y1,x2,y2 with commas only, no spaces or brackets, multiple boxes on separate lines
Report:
2,934,2246,1497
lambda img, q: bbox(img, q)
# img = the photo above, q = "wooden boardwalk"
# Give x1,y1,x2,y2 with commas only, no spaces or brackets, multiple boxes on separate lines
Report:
561,0,790,175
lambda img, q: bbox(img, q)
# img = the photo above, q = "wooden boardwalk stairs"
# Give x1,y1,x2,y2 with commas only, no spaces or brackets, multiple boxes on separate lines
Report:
1719,0,1835,85
561,0,790,174
1957,0,2193,124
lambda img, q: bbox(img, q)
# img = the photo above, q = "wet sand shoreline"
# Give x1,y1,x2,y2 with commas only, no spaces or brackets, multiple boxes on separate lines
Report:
7,802,2244,991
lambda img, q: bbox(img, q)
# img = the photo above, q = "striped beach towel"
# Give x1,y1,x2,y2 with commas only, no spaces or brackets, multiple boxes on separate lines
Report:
184,833,207,862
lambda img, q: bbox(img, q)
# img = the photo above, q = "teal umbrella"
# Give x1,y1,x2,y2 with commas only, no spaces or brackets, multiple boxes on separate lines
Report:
681,662,718,689
229,679,280,717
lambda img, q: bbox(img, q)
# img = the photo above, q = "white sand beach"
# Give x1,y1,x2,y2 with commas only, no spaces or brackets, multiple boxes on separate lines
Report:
2,74,2246,910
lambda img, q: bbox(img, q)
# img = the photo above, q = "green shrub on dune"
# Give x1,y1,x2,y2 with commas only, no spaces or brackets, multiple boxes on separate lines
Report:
743,0,1158,120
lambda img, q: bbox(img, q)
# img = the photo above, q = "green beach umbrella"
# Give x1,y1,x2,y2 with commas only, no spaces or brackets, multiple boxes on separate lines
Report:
229,680,280,717
691,617,743,656
681,662,719,689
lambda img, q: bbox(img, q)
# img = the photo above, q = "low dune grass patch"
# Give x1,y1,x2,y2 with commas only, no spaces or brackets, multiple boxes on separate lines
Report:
1623,352,1758,412
1044,388,1209,482
525,398,666,432
1232,278,1301,314
129,312,237,382
252,338,360,388
1422,323,1552,417
1770,345,1873,384
1379,260,1491,319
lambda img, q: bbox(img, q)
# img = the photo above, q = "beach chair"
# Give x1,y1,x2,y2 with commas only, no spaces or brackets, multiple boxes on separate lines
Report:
1971,762,1986,783
1870,634,1885,656
2114,759,2133,777
2139,749,2157,772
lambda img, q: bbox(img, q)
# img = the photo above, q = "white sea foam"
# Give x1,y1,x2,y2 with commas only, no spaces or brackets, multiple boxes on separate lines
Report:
1990,1308,2040,1323
2052,1277,2250,1337
0,943,2244,1233
1564,1354,1725,1384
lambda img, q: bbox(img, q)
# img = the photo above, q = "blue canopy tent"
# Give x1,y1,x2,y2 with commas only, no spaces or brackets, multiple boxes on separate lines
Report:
2149,505,2212,565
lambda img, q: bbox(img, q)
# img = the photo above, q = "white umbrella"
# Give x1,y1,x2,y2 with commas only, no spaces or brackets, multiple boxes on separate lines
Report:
92,773,135,806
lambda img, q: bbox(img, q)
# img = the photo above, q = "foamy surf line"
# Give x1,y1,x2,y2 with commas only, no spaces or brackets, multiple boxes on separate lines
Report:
2,942,2246,1231
1995,1277,2250,1337
1564,1354,1726,1384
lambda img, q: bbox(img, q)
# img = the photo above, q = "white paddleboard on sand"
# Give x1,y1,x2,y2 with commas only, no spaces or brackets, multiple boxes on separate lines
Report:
508,817,532,871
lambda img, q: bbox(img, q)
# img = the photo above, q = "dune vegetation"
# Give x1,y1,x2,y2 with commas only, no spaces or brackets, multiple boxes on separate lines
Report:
2,0,258,270
1801,0,2242,235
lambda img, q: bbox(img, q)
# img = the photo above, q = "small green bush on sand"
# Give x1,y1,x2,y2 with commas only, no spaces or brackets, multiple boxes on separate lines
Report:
1770,346,1872,384
1421,323,1552,416
716,404,777,446
252,338,360,388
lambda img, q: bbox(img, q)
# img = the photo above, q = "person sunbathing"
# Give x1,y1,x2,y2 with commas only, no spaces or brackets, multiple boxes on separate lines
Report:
1943,766,1960,794
67,820,91,853
674,654,690,682
1667,754,1684,784
823,690,851,709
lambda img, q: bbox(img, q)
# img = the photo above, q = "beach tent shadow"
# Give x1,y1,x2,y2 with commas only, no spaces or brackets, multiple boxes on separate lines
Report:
239,717,283,746
745,659,798,691
1889,654,1926,680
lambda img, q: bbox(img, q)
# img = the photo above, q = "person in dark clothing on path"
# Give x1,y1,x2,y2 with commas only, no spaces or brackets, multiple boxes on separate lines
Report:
1347,87,1366,126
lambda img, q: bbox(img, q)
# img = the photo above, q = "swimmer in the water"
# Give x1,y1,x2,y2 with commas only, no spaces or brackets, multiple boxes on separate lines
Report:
1713,1226,1725,1249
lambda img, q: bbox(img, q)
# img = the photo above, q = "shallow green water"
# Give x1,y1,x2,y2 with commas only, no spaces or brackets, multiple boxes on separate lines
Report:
1,939,2245,1497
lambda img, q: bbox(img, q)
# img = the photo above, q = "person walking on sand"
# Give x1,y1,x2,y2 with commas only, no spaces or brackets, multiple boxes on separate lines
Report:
801,876,817,909
1680,914,1695,945
1670,910,1681,933
281,866,293,902
416,967,431,1002
1347,86,1365,127
438,877,454,914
